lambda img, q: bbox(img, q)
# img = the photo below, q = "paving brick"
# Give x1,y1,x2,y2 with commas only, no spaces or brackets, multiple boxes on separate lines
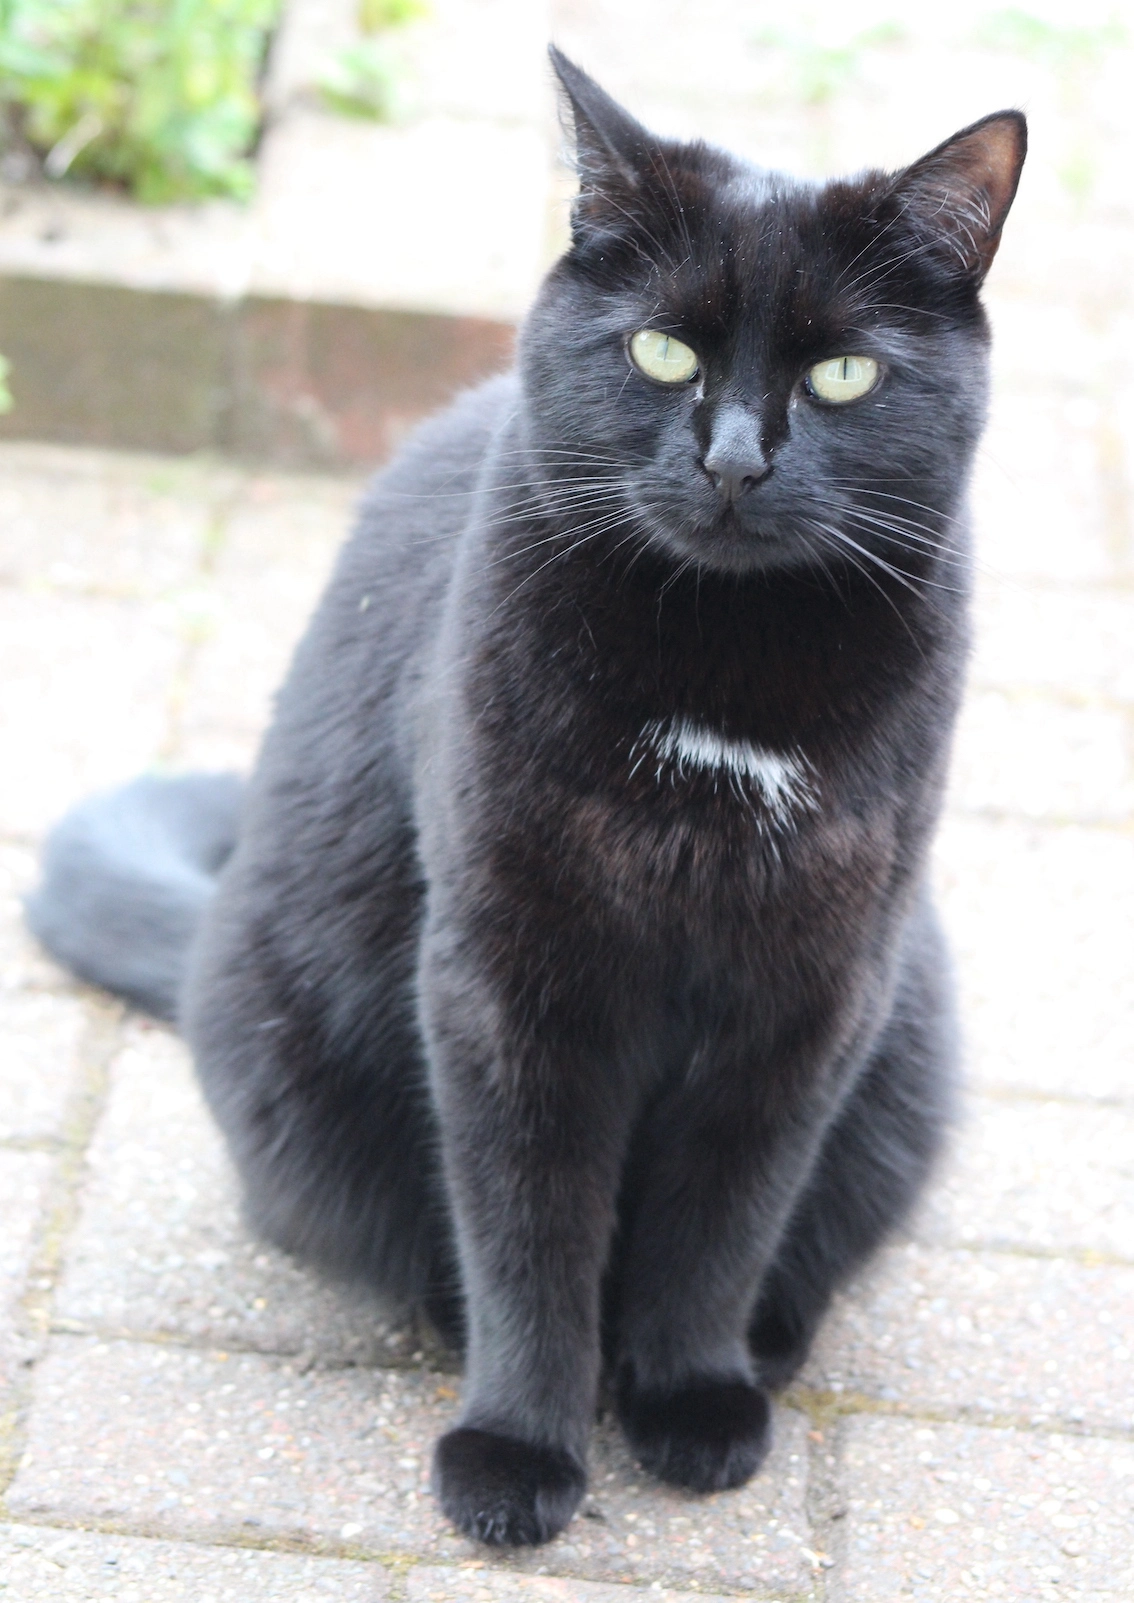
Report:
0,992,86,1145
934,817,1134,1102
175,473,354,761
0,1148,52,1394
914,1094,1134,1263
971,581,1134,705
0,1524,393,1601
803,1240,1134,1432
0,442,231,600
55,1021,415,1365
6,1336,814,1594
0,591,182,838
949,689,1134,825
832,1415,1134,1601
970,390,1118,585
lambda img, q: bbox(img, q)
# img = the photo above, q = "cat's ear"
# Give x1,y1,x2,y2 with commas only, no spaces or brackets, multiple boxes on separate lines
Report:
549,46,657,237
886,111,1027,280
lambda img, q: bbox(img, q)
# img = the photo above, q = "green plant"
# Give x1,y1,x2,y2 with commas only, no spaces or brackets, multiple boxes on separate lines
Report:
974,8,1125,69
0,0,283,203
318,0,427,122
0,352,12,413
752,21,905,106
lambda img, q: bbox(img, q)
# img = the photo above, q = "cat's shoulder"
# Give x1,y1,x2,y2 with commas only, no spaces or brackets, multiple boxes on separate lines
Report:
361,371,520,509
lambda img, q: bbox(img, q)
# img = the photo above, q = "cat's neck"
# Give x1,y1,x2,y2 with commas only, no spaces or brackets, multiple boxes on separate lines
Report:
472,431,967,755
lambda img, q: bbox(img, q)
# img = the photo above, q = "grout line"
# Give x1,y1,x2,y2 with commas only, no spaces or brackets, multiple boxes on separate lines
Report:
39,1321,456,1376
0,997,124,1497
944,803,1134,835
908,1236,1134,1270
157,479,245,765
781,1385,1134,1444
0,1511,807,1599
967,1082,1134,1111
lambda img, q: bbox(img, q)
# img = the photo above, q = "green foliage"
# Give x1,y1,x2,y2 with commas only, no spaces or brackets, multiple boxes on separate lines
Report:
357,0,427,31
0,351,12,413
974,9,1126,69
318,0,427,123
752,22,906,106
318,40,403,121
0,0,282,203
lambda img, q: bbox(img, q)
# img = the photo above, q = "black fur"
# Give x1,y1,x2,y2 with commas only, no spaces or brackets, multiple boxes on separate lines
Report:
29,52,1025,1547
26,773,242,1020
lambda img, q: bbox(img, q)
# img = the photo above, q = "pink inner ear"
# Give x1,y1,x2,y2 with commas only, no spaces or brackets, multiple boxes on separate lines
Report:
949,119,1026,228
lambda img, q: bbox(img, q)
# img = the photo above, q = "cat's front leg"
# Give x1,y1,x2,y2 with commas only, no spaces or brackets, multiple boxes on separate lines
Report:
419,918,632,1547
610,1057,838,1494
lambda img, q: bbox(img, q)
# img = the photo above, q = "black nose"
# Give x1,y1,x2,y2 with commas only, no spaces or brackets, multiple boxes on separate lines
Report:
702,405,772,502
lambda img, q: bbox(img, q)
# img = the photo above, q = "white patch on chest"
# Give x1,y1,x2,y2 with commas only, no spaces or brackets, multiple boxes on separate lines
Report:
634,717,817,825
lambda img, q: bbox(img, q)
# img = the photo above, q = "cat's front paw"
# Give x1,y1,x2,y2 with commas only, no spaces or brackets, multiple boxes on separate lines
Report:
618,1375,772,1492
431,1426,586,1546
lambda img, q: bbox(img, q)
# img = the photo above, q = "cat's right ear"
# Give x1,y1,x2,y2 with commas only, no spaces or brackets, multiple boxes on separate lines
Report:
886,111,1027,281
549,47,656,240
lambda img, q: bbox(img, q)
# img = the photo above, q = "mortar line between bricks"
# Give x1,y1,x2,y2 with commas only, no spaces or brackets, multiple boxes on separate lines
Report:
0,1511,815,1600
802,1421,838,1597
917,1238,1134,1270
39,1321,449,1375
782,1385,1134,1444
0,997,124,1498
158,477,245,766
0,1135,66,1155
965,681,1134,717
948,804,1134,835
969,1083,1134,1111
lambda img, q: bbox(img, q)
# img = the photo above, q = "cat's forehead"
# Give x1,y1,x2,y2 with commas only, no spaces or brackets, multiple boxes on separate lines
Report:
638,154,877,338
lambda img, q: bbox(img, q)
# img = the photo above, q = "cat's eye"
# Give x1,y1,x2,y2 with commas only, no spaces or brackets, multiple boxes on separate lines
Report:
806,356,880,404
628,329,699,385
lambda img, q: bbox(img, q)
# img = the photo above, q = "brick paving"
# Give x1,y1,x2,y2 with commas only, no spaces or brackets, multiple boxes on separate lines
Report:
1,7,1133,1601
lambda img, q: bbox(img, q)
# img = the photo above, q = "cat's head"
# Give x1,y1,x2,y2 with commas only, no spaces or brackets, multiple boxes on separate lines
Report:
518,49,1025,579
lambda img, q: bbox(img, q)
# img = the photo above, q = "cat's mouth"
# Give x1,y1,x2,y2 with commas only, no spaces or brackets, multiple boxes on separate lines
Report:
643,499,804,576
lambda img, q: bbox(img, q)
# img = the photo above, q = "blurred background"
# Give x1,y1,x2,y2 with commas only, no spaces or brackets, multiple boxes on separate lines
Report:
0,3,1132,1599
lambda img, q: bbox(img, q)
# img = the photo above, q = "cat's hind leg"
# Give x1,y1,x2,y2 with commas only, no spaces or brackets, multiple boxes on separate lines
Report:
748,899,958,1390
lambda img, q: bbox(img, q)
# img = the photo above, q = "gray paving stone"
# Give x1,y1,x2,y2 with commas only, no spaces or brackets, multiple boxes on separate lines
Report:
6,1337,814,1594
934,817,1134,1102
832,1415,1134,1601
971,390,1119,584
56,1021,415,1365
0,591,182,838
175,473,355,763
0,992,85,1145
0,1524,393,1601
0,442,230,601
914,1094,1134,1263
949,689,1134,824
803,1241,1134,1432
971,582,1134,705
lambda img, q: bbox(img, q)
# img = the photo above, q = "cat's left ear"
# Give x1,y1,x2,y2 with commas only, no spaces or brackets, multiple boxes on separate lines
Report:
887,111,1027,280
549,46,658,238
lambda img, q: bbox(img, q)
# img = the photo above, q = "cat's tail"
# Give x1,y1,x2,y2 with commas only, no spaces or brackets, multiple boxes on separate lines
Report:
25,772,243,1023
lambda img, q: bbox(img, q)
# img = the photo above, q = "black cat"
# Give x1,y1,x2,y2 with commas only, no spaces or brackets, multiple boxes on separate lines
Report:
28,49,1025,1547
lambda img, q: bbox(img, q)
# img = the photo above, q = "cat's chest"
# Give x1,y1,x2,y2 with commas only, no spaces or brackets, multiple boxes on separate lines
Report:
628,716,818,831
542,705,901,935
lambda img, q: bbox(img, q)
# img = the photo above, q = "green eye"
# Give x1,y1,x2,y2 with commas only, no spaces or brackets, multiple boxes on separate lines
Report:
628,329,699,385
807,355,880,403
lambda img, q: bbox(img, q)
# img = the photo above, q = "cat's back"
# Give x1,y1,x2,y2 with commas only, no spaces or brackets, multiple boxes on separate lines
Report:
254,372,517,770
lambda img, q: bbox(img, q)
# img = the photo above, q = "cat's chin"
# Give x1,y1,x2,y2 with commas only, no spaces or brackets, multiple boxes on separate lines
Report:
654,523,812,578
